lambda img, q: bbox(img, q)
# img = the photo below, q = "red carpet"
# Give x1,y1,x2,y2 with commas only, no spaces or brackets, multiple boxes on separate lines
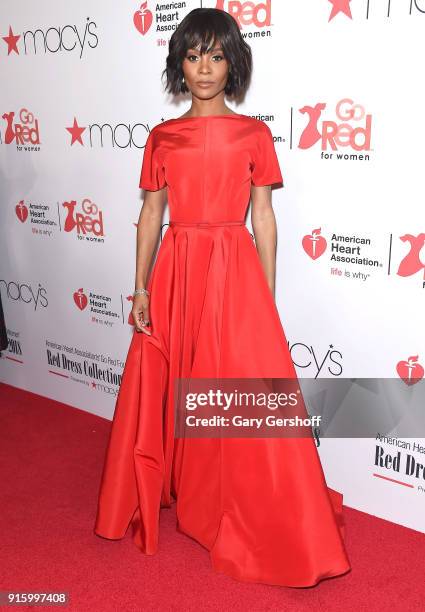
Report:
0,381,424,611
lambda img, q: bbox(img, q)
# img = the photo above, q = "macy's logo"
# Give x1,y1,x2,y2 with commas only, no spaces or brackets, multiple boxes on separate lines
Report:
396,355,424,386
298,98,372,152
1,21,98,58
0,279,48,310
328,0,352,21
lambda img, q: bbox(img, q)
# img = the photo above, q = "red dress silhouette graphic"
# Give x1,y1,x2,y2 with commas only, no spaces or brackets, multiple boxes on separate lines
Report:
94,114,351,587
397,233,425,278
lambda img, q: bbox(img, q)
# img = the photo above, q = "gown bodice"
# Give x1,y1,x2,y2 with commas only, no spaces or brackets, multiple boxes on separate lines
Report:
139,114,283,224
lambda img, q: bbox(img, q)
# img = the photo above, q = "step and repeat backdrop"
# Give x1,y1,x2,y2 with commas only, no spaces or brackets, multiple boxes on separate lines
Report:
1,1,424,533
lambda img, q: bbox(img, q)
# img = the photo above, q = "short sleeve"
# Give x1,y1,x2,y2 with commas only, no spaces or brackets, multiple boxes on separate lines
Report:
139,128,166,191
251,122,284,187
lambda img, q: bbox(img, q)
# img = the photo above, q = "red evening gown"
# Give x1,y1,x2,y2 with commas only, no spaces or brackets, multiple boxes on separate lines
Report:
94,113,351,587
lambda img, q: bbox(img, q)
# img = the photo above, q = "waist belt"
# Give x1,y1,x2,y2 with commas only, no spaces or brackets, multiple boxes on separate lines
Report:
169,220,245,227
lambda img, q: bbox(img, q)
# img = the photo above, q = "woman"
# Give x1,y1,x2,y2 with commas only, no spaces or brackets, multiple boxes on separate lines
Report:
94,8,351,588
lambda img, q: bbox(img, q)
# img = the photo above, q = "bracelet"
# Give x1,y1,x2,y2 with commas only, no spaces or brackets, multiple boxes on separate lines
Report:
133,288,150,297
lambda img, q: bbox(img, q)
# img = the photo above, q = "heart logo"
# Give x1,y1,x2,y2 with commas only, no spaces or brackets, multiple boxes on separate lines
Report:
16,200,28,223
134,3,153,35
302,228,327,260
396,355,424,386
73,288,88,311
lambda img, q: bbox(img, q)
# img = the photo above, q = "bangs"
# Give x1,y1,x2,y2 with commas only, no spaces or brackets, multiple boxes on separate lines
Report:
181,19,227,57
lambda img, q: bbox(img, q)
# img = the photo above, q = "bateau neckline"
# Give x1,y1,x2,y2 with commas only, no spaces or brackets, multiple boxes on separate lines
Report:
168,113,247,122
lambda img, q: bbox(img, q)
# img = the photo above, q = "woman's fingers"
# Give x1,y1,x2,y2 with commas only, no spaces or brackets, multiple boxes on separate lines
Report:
140,305,152,335
132,295,152,335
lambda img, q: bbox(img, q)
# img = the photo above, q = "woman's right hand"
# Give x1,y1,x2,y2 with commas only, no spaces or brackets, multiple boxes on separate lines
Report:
132,293,152,335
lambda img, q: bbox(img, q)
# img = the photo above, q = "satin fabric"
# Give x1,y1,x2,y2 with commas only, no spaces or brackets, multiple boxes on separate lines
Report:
94,114,351,587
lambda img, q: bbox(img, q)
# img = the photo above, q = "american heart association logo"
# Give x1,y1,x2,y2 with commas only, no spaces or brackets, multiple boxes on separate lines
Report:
133,2,153,35
73,288,88,311
15,200,28,223
302,227,327,260
396,355,424,386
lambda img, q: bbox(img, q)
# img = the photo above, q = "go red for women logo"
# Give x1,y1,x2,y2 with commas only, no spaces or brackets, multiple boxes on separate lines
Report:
62,198,105,240
397,233,425,281
216,0,272,29
2,108,41,148
302,228,327,260
396,355,424,386
298,98,372,152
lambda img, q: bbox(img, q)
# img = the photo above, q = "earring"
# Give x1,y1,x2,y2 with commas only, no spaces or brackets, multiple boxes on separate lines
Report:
182,76,185,83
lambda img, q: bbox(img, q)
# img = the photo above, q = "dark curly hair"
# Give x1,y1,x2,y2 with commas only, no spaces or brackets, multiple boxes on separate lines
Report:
162,8,252,99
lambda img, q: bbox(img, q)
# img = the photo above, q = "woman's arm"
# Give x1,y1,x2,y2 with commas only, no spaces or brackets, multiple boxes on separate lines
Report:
132,187,167,334
250,184,277,300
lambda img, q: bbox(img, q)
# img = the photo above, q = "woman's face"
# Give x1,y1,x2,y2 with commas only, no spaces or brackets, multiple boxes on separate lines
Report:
181,39,230,100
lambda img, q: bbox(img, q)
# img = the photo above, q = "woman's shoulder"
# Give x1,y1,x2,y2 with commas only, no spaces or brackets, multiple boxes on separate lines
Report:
247,116,275,132
233,114,274,136
146,119,180,139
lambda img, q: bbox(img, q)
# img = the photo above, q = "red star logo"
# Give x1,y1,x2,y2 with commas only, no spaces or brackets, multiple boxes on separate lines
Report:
91,381,97,389
2,26,20,55
66,117,86,145
328,0,353,21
